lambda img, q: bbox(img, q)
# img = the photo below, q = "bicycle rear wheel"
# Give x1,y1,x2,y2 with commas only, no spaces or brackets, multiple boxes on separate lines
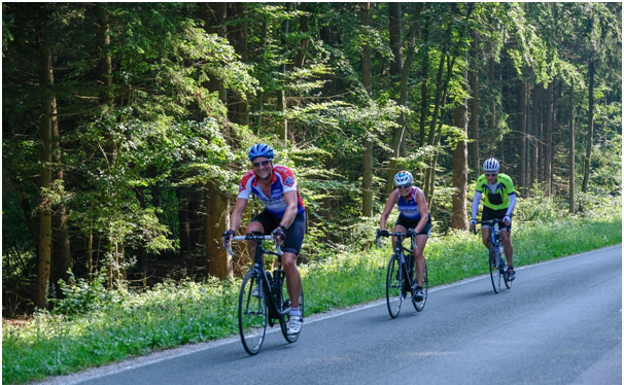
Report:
413,260,428,312
238,271,267,355
279,276,304,343
386,254,404,318
489,245,500,294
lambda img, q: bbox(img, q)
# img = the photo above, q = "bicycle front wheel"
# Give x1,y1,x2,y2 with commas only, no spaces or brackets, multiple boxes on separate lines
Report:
238,271,267,355
386,254,404,318
489,246,500,294
413,260,428,312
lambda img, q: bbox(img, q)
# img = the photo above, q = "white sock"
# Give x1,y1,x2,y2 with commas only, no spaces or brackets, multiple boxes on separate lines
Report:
290,307,300,317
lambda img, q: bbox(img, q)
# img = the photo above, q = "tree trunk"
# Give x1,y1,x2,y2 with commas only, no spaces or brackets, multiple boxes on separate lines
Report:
385,4,423,195
36,42,53,309
469,29,480,178
544,80,554,196
384,3,405,195
361,2,373,217
277,2,291,143
425,50,456,205
294,2,309,69
207,183,232,279
569,80,575,212
451,75,469,230
227,2,248,126
51,92,71,296
178,187,192,258
518,77,527,194
388,3,402,85
530,84,540,192
582,58,595,193
421,51,446,200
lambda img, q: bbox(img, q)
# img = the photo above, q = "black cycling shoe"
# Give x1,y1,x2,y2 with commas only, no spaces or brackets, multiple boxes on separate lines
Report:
414,286,424,301
507,267,516,281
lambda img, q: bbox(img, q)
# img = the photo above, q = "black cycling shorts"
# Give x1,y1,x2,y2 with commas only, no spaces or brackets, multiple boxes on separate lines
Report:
394,214,432,237
250,210,306,255
481,206,511,232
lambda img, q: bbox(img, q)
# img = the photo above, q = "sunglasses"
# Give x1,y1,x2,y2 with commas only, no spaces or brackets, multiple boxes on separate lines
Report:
252,160,271,168
485,173,498,177
396,183,412,189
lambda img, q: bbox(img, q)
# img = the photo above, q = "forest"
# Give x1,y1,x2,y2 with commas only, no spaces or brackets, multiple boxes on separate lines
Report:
2,2,622,316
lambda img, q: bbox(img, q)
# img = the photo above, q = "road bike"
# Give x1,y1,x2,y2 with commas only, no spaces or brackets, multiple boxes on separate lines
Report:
225,234,304,355
475,218,512,294
376,229,428,318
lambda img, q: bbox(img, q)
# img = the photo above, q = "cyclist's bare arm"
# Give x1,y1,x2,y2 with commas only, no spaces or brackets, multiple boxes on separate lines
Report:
379,190,398,230
226,198,249,244
280,191,298,230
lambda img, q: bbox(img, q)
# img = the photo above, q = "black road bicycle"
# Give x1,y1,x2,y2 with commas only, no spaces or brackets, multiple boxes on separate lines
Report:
475,218,512,294
225,234,304,355
376,229,428,318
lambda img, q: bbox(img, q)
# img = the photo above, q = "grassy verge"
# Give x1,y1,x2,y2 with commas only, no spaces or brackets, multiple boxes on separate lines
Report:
3,213,622,385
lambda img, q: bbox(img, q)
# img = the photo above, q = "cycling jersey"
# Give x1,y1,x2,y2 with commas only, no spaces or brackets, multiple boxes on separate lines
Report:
396,186,425,220
474,173,515,210
237,165,305,218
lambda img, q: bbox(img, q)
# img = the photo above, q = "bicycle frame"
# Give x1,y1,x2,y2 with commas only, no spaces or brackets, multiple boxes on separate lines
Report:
227,235,288,318
377,229,427,317
476,218,511,293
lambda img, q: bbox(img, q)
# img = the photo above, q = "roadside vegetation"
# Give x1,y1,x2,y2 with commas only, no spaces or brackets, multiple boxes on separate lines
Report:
3,196,621,385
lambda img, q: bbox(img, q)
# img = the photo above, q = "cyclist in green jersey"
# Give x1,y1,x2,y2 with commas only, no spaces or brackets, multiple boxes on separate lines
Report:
469,158,517,281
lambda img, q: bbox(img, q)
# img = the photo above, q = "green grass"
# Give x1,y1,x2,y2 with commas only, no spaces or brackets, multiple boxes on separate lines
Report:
3,212,622,385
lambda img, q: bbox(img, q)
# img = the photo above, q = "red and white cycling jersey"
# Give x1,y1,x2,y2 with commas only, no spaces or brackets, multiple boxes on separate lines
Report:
237,165,305,218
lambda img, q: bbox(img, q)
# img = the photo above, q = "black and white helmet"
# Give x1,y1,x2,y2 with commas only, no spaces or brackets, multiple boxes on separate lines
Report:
394,170,413,186
483,158,500,173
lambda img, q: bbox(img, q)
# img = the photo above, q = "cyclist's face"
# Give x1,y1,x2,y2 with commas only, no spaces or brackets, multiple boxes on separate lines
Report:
396,183,412,197
485,172,498,182
252,157,272,179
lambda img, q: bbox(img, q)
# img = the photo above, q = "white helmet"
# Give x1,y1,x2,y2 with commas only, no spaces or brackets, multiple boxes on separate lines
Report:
483,158,500,173
394,170,413,186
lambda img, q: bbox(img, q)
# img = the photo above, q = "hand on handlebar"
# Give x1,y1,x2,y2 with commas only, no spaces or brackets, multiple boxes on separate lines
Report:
222,229,235,248
503,215,511,226
272,227,286,245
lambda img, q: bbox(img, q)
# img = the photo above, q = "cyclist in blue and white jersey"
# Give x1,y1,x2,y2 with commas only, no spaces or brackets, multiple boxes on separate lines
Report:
379,171,432,301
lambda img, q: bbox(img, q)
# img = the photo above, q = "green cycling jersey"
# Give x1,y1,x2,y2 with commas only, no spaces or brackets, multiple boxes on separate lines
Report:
474,173,515,210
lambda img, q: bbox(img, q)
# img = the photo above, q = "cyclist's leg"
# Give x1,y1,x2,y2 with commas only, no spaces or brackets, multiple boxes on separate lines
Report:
500,228,513,267
282,212,306,312
282,252,301,309
414,234,428,287
391,223,407,248
481,226,491,249
413,216,431,287
245,220,266,264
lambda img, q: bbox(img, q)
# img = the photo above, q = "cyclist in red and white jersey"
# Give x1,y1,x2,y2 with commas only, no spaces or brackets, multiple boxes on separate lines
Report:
223,144,305,335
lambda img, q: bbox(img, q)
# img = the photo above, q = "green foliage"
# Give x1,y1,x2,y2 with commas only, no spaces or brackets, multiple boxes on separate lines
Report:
50,272,117,317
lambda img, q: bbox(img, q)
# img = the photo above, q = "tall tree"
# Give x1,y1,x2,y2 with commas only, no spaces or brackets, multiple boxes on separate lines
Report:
361,2,373,217
468,29,480,177
569,80,575,212
35,7,54,309
451,72,469,230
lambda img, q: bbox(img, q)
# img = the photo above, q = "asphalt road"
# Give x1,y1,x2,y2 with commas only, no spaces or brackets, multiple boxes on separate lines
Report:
39,245,622,385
